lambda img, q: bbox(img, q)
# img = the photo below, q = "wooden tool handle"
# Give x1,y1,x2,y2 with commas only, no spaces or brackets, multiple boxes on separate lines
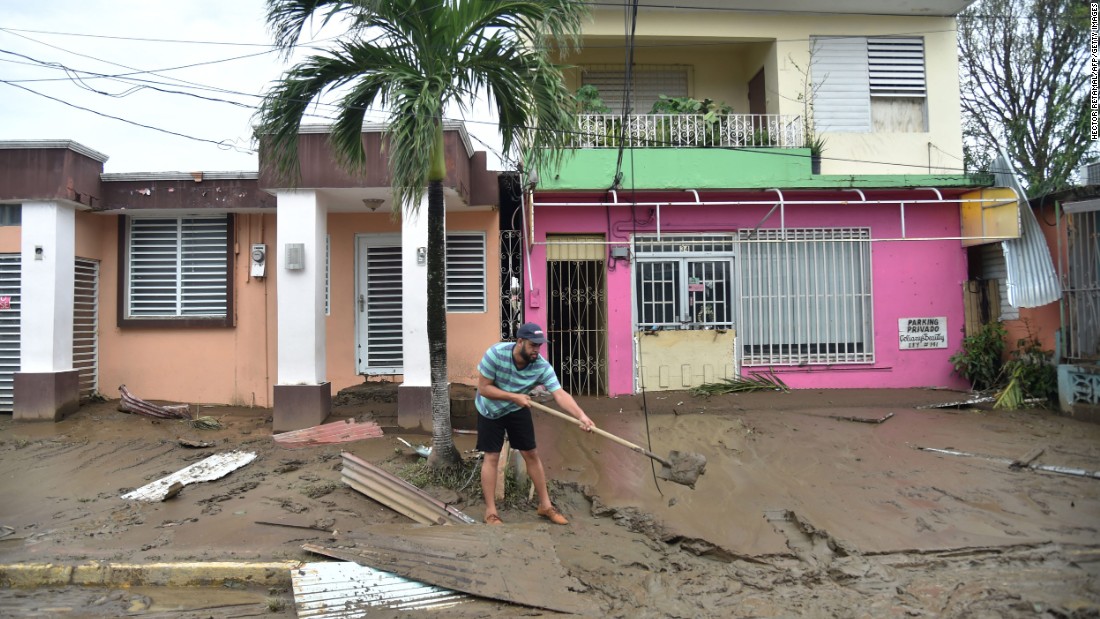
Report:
528,400,671,467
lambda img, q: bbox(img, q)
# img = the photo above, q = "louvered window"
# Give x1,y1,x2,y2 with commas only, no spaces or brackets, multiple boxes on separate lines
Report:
868,38,926,98
445,232,486,312
581,65,691,114
812,36,926,133
127,216,229,318
0,254,20,412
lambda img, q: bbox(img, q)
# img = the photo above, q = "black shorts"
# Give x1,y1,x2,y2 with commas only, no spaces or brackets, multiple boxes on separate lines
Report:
476,407,537,453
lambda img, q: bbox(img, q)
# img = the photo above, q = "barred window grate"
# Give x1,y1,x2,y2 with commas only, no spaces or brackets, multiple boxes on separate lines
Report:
128,216,228,318
635,235,735,330
739,228,874,365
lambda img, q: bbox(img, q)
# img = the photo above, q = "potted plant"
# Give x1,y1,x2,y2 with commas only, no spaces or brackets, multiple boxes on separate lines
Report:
807,134,826,174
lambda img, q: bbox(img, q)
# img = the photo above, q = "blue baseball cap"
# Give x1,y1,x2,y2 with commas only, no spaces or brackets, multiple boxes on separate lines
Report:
516,322,548,344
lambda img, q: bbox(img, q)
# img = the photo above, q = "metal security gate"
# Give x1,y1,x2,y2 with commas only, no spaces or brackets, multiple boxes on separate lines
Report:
0,255,19,411
547,236,607,396
500,229,524,341
74,258,99,399
1064,207,1099,361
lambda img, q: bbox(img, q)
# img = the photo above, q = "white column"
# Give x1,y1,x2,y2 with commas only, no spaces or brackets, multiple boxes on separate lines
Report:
401,196,431,387
275,190,327,384
20,201,75,372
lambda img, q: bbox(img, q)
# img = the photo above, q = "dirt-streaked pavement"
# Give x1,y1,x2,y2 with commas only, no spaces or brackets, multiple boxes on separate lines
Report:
1,384,1098,617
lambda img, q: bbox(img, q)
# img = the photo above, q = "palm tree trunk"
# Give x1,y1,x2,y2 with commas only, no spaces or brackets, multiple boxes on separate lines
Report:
426,134,462,470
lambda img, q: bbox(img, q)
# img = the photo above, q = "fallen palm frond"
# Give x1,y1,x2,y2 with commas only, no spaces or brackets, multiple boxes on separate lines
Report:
690,371,790,396
993,372,1023,410
118,384,193,419
187,416,223,430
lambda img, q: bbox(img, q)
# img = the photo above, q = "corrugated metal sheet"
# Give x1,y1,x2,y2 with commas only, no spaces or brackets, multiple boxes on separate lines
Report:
121,450,256,502
990,153,1061,308
292,561,468,617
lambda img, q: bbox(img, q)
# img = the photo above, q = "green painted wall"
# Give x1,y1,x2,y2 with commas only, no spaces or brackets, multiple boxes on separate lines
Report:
536,149,985,191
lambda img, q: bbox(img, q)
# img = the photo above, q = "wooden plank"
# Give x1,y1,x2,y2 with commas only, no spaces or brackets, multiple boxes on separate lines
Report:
495,438,510,501
1010,446,1045,469
304,523,590,615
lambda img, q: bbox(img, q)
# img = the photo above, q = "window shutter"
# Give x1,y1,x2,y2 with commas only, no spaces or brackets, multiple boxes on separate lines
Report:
868,38,926,97
582,65,690,114
128,216,227,317
445,232,486,312
810,36,871,133
364,244,403,370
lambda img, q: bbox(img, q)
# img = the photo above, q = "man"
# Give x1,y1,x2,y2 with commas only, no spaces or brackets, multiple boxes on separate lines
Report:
476,322,595,525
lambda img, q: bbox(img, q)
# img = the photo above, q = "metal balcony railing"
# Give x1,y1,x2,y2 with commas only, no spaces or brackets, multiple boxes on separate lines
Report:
572,114,804,149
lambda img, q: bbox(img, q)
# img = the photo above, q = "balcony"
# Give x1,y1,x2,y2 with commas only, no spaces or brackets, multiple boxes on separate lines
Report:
572,114,804,149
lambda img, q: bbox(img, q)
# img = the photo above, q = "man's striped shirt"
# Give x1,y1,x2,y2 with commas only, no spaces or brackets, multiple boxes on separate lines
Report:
475,342,561,419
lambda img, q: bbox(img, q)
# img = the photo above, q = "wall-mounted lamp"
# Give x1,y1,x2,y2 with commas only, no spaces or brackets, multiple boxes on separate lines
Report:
362,198,384,212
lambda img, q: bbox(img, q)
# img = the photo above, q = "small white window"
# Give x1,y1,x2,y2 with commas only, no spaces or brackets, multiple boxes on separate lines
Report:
127,215,229,318
445,232,486,312
0,205,20,227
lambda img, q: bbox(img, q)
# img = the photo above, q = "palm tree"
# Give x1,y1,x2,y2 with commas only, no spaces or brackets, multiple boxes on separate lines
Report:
256,0,586,469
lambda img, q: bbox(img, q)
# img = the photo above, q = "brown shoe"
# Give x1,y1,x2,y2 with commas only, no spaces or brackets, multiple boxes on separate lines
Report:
484,513,503,525
537,506,569,525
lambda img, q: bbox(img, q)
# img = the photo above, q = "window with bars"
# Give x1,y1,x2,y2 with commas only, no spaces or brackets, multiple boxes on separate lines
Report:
739,228,873,365
124,215,230,323
635,235,735,330
445,232,486,312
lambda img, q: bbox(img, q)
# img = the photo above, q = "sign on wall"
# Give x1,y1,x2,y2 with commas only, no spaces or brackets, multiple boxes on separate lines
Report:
898,317,948,349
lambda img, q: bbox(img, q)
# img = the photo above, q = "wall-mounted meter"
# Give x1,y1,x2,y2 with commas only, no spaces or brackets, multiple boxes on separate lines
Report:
250,243,267,278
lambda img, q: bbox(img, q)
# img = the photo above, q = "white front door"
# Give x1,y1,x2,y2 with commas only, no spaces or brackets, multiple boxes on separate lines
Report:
355,234,403,375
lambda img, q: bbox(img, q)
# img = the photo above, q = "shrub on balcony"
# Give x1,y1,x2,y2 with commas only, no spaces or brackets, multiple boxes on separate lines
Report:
648,95,733,147
573,85,617,147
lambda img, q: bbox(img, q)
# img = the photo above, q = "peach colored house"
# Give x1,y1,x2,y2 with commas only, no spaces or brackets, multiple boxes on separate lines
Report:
0,122,506,430
512,0,1043,397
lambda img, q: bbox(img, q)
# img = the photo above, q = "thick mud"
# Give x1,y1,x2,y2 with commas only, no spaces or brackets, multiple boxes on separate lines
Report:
1,385,1098,617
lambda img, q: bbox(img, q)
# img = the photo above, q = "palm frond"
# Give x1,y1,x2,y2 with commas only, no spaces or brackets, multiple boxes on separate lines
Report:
690,371,791,396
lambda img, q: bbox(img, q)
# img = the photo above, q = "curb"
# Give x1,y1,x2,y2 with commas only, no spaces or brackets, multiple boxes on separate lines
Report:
0,561,300,588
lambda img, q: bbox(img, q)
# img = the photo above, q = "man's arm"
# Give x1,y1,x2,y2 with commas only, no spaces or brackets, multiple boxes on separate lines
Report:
477,373,529,408
551,389,595,431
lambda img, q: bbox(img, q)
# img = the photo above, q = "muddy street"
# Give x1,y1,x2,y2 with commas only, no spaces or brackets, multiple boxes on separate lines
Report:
1,385,1098,617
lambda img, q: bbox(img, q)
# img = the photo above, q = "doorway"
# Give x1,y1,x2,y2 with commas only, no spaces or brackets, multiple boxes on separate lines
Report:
546,235,607,396
355,234,403,375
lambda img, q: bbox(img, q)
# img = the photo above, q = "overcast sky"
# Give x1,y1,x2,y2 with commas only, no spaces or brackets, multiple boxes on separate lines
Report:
0,0,505,173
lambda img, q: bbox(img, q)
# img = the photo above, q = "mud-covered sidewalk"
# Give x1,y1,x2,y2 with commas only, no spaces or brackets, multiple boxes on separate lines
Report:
1,385,1098,617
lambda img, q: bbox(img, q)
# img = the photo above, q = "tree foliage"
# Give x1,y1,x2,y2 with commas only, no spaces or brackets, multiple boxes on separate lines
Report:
958,0,1094,197
256,0,588,469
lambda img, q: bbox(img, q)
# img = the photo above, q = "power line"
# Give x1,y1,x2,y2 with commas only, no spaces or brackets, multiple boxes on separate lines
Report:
0,79,254,153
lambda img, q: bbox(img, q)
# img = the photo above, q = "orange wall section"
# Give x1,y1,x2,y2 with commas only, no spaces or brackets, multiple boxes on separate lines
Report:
96,213,279,407
0,226,18,252
43,208,500,408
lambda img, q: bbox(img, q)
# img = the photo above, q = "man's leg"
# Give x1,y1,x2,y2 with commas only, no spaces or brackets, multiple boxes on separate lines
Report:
520,448,569,525
519,448,552,510
481,452,501,521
